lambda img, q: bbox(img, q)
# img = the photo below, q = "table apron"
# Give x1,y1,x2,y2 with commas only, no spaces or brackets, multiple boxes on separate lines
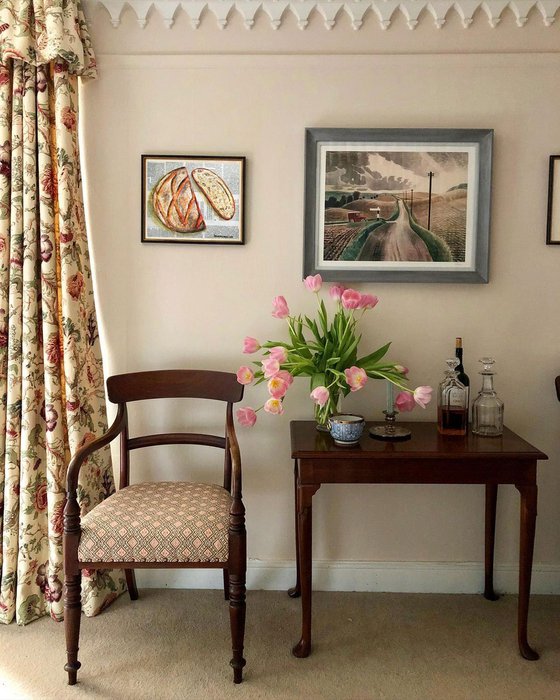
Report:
296,458,537,486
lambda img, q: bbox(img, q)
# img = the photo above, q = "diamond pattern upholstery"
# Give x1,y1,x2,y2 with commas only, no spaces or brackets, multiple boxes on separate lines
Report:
78,481,231,564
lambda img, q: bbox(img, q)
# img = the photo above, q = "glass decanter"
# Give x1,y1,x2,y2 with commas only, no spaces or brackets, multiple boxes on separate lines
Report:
437,358,468,436
472,358,504,437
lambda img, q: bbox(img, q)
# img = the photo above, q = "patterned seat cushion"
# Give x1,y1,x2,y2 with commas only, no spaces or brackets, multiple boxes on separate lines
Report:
78,481,231,564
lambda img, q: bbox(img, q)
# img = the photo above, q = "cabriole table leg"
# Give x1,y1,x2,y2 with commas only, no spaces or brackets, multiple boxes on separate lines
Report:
484,483,499,601
292,484,317,658
516,481,539,661
288,460,301,599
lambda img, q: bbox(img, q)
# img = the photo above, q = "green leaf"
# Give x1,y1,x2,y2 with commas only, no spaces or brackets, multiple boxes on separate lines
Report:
335,310,343,340
357,342,391,368
18,594,41,624
288,324,299,346
28,424,42,447
318,299,328,335
304,316,323,344
290,363,315,375
338,335,360,368
288,323,312,359
261,341,290,349
290,366,315,377
337,317,355,353
310,373,325,390
365,370,390,381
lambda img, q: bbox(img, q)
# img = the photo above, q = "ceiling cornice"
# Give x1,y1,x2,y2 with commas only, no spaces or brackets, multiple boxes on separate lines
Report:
83,0,559,31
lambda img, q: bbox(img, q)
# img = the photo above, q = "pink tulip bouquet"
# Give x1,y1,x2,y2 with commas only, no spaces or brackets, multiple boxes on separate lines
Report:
236,275,432,427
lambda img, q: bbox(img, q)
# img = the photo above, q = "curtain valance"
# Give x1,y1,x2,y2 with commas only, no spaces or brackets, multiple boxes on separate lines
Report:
0,0,96,78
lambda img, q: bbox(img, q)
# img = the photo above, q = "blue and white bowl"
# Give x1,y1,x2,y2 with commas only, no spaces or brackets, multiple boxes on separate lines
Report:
328,414,365,445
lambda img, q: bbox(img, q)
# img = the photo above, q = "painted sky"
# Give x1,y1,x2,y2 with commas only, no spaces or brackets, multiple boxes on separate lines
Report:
325,150,468,194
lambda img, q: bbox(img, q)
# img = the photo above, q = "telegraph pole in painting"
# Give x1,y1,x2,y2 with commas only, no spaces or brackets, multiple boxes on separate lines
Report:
411,189,414,217
427,171,435,230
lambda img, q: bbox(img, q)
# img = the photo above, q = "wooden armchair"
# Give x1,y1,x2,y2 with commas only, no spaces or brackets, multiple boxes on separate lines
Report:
63,370,246,685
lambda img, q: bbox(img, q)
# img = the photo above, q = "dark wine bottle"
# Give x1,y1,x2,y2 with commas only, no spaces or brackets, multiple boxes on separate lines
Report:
455,338,469,389
455,338,470,426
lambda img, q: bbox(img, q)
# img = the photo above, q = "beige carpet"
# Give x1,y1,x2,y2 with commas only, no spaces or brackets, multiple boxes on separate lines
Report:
1,589,559,700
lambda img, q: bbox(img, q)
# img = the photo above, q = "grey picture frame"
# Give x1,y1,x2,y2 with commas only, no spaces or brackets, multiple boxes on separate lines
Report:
303,128,493,283
546,155,560,245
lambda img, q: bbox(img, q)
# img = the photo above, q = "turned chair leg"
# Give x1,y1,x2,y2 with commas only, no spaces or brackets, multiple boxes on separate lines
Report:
228,497,246,684
125,569,139,601
64,571,82,685
223,569,230,600
228,566,246,684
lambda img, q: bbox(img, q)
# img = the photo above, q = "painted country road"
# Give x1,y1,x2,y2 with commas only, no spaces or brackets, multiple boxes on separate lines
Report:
358,199,432,262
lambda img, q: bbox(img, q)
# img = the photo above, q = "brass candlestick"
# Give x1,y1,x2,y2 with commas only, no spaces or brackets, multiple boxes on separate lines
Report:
370,410,411,441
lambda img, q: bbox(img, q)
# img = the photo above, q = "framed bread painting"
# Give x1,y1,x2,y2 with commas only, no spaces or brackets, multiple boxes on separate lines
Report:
142,155,245,244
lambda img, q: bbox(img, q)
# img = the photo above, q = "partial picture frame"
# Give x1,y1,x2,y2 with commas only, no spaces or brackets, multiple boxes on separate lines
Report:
141,155,245,244
304,128,494,283
546,155,560,245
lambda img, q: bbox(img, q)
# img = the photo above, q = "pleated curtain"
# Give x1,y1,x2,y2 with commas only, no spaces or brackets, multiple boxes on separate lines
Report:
0,0,125,625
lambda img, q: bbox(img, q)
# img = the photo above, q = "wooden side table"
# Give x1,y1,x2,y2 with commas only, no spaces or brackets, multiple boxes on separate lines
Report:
288,421,548,660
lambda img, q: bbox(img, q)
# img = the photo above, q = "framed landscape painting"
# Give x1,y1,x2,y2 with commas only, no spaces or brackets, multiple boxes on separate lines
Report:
142,155,245,244
546,155,560,245
303,128,493,283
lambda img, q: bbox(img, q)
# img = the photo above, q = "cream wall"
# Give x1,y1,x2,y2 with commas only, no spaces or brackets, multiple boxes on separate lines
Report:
80,8,560,592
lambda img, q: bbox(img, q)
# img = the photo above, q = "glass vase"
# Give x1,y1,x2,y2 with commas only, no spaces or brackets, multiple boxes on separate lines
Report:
314,389,343,431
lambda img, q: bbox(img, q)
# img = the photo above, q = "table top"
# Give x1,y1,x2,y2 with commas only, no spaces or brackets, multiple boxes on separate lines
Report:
290,421,548,462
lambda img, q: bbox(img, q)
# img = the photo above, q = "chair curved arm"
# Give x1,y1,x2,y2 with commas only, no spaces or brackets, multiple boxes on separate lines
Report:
227,421,243,502
66,403,127,494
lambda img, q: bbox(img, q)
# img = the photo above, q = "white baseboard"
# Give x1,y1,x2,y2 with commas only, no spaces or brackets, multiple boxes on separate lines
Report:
136,559,560,595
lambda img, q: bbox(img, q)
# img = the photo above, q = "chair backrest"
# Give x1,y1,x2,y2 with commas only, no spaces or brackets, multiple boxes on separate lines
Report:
556,376,560,402
106,369,243,492
107,369,243,404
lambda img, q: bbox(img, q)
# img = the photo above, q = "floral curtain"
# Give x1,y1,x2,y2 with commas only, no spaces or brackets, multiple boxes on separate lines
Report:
0,1,97,78
0,1,124,625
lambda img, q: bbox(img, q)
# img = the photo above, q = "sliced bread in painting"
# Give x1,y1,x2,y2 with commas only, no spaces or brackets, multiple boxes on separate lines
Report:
191,168,235,220
153,167,205,233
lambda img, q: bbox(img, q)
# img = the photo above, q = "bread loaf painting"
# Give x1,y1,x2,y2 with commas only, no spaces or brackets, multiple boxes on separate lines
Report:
143,155,244,244
152,167,206,233
191,168,236,221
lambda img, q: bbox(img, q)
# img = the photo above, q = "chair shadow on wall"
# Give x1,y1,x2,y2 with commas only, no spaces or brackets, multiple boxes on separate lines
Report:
63,369,247,685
